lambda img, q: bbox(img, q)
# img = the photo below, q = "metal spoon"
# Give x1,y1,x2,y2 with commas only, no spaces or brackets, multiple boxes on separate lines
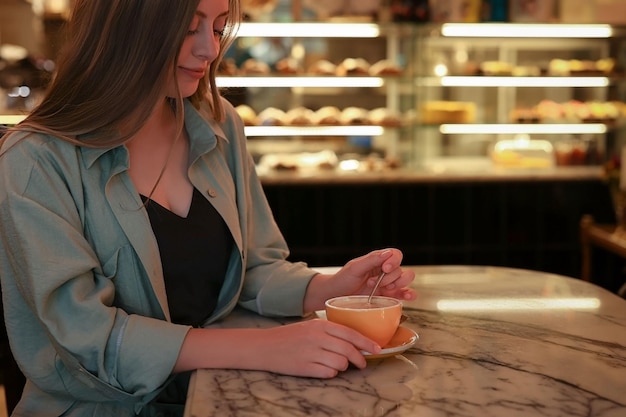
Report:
367,271,386,304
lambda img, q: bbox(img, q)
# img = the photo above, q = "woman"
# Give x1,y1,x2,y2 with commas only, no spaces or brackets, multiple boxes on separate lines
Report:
0,0,416,416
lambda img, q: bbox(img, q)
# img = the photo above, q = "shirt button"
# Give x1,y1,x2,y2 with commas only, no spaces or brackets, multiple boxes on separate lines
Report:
207,189,217,198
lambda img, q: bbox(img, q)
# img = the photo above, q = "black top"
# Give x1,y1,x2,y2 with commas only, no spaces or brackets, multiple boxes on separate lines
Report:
142,188,233,327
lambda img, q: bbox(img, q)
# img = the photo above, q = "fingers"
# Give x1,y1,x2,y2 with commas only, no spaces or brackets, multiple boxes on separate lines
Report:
378,268,415,290
379,286,417,301
344,248,402,278
267,320,379,378
310,320,378,372
368,264,415,295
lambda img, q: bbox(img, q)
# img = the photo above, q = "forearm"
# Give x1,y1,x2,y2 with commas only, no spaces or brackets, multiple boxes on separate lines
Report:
303,273,347,314
173,327,271,373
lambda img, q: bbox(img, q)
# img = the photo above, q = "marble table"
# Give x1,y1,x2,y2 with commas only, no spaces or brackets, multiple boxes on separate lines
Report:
184,265,626,417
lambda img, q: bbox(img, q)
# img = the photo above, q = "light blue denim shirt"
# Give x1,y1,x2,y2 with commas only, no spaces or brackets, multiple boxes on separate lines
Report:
0,98,316,416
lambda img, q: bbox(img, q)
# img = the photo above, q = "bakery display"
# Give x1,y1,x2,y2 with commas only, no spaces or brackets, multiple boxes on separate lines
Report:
215,25,622,175
336,58,371,76
420,101,476,124
491,135,555,168
548,58,618,76
258,150,339,172
513,99,626,124
242,106,411,127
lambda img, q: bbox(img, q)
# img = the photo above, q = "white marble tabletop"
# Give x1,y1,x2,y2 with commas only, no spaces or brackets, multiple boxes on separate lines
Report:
184,265,626,417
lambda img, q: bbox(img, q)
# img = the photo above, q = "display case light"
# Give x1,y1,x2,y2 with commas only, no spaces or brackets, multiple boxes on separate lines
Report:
244,125,384,137
217,76,384,88
440,124,607,135
440,76,610,88
0,115,26,126
441,23,613,38
236,22,380,38
30,0,71,19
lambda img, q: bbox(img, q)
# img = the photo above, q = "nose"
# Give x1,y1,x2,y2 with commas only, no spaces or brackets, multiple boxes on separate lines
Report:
192,24,220,62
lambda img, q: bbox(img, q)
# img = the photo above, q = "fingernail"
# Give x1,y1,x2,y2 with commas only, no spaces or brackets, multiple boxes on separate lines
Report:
380,249,391,257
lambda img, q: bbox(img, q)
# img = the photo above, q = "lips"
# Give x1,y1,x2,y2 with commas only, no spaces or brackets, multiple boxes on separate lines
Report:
180,66,207,79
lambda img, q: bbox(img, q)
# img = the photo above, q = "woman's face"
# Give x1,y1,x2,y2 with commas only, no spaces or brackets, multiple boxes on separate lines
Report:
167,0,229,98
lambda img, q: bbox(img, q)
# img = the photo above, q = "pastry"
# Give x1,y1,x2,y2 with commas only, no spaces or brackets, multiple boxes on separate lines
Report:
369,59,403,76
368,107,403,127
217,58,238,76
596,58,616,74
312,106,342,125
510,108,540,123
275,57,301,74
235,104,258,126
336,58,370,76
307,59,337,75
512,65,541,77
568,59,597,75
257,107,286,126
420,101,476,124
340,107,371,125
284,107,314,125
548,59,570,76
240,58,271,75
560,100,588,122
479,61,513,76
535,99,564,122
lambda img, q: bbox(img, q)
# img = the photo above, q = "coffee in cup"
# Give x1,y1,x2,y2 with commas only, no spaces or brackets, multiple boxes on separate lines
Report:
325,295,402,347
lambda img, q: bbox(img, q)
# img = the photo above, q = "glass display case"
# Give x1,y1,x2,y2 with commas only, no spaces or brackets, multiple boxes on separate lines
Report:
3,21,626,177
410,23,626,171
218,21,417,174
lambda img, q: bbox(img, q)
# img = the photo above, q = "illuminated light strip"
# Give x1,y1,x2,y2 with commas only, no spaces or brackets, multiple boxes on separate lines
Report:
217,76,384,88
244,125,384,137
441,76,610,88
440,123,607,135
437,297,601,311
236,22,380,38
441,23,613,38
0,115,26,125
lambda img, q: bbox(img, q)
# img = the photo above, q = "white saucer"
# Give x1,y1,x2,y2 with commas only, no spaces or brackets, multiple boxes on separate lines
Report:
363,325,419,360
314,310,419,360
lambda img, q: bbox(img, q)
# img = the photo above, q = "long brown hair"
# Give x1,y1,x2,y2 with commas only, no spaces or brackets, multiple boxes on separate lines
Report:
7,0,241,148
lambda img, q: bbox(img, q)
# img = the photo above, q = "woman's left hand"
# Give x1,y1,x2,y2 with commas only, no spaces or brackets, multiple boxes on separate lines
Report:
303,248,416,313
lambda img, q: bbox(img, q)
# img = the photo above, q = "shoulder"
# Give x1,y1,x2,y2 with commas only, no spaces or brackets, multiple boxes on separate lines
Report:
2,131,63,172
0,131,83,193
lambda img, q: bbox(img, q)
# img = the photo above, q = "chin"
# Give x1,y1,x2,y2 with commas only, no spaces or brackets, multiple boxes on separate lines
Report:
179,84,200,98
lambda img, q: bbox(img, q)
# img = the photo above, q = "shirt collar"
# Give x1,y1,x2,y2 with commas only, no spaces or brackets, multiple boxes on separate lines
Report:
81,99,226,169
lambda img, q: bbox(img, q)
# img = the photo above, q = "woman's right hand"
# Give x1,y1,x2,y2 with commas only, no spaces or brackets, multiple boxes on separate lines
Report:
250,319,380,378
175,319,380,377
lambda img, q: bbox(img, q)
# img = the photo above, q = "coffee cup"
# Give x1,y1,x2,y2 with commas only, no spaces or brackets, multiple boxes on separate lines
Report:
324,295,402,347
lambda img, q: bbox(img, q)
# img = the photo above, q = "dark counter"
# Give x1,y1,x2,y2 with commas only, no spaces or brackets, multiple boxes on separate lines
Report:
261,167,616,287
